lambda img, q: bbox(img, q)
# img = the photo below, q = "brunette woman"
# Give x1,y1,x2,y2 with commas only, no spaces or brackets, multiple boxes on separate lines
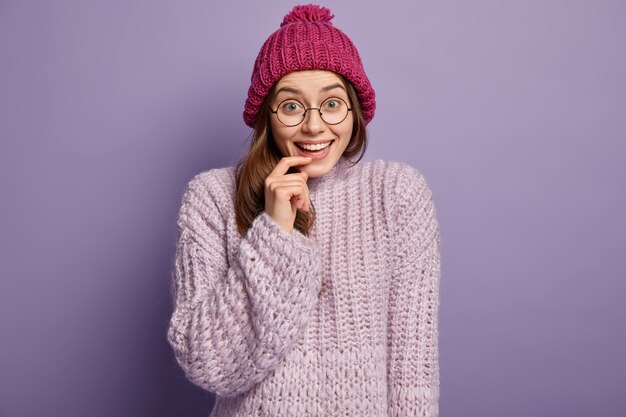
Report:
168,5,441,416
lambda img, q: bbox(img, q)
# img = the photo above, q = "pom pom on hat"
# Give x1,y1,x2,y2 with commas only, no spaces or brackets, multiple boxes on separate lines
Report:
280,4,334,26
243,4,376,128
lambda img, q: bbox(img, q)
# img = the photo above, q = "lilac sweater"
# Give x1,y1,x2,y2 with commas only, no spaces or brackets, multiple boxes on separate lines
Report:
167,158,441,416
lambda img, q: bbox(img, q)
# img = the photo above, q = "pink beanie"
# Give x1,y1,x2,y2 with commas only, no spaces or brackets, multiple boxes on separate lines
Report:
243,4,376,128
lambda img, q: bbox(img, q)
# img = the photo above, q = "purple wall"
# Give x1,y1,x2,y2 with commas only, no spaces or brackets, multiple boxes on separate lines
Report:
1,1,625,416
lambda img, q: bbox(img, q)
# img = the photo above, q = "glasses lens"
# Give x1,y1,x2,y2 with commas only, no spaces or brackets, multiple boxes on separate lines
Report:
277,100,305,126
319,97,349,125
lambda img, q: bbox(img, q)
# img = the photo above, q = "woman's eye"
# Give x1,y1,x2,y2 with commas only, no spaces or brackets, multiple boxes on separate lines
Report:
323,99,342,110
281,102,301,113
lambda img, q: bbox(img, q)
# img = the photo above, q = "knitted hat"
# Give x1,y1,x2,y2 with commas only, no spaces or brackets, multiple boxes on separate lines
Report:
243,4,376,128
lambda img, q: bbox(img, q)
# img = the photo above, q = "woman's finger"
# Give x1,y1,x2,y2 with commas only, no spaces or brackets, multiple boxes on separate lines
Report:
268,156,312,178
271,184,309,204
265,172,308,185
268,182,307,198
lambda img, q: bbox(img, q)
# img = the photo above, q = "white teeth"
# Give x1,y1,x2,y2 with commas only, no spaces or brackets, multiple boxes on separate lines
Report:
299,141,332,151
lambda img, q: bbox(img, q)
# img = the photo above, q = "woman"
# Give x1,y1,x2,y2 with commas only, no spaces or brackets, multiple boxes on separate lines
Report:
167,5,441,416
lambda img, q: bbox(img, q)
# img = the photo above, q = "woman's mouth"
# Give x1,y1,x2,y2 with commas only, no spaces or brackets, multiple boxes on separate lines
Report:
295,140,334,160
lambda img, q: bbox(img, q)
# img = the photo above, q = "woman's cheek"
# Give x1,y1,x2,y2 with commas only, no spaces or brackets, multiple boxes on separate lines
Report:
281,141,294,157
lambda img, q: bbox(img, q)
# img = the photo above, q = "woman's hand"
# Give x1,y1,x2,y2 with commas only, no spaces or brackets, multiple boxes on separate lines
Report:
264,156,312,234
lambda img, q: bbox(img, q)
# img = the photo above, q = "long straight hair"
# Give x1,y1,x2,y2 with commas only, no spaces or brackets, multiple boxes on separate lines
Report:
235,75,367,236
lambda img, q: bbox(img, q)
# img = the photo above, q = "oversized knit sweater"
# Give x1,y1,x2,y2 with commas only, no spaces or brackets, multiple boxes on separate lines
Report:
167,157,441,416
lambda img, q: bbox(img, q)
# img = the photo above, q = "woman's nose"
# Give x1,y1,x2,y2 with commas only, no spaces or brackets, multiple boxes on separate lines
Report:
301,108,326,134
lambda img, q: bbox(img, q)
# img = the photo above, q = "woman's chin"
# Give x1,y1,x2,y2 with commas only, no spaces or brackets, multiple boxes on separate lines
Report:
300,159,335,178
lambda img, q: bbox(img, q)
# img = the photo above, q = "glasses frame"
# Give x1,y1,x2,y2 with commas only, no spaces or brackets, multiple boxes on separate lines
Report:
270,97,353,127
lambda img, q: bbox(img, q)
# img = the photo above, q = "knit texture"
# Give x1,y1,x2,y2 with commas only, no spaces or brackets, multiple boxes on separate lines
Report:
167,158,441,416
243,5,376,127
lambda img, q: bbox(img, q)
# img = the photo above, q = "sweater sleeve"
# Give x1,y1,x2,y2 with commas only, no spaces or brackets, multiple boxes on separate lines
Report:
386,164,441,417
167,171,322,397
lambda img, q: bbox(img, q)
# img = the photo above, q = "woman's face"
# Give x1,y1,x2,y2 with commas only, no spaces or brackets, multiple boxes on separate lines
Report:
269,70,354,178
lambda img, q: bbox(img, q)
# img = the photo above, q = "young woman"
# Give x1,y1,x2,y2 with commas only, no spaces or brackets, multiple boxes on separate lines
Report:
167,5,441,416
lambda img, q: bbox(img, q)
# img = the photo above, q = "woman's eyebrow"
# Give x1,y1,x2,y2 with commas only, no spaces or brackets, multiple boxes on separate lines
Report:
275,86,302,96
275,83,346,96
321,83,345,92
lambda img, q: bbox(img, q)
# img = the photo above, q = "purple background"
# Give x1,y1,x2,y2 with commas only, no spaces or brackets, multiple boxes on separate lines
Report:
1,1,625,416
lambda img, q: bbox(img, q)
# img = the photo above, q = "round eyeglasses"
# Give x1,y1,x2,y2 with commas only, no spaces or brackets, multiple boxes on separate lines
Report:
270,97,352,127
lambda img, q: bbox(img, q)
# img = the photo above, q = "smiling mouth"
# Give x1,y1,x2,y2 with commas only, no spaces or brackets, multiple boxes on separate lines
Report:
295,140,334,152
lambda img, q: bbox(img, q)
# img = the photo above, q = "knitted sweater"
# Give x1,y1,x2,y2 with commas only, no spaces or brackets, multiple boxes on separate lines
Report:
167,157,441,416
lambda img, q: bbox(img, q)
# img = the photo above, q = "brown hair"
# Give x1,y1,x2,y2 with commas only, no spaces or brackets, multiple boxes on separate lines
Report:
235,75,367,236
